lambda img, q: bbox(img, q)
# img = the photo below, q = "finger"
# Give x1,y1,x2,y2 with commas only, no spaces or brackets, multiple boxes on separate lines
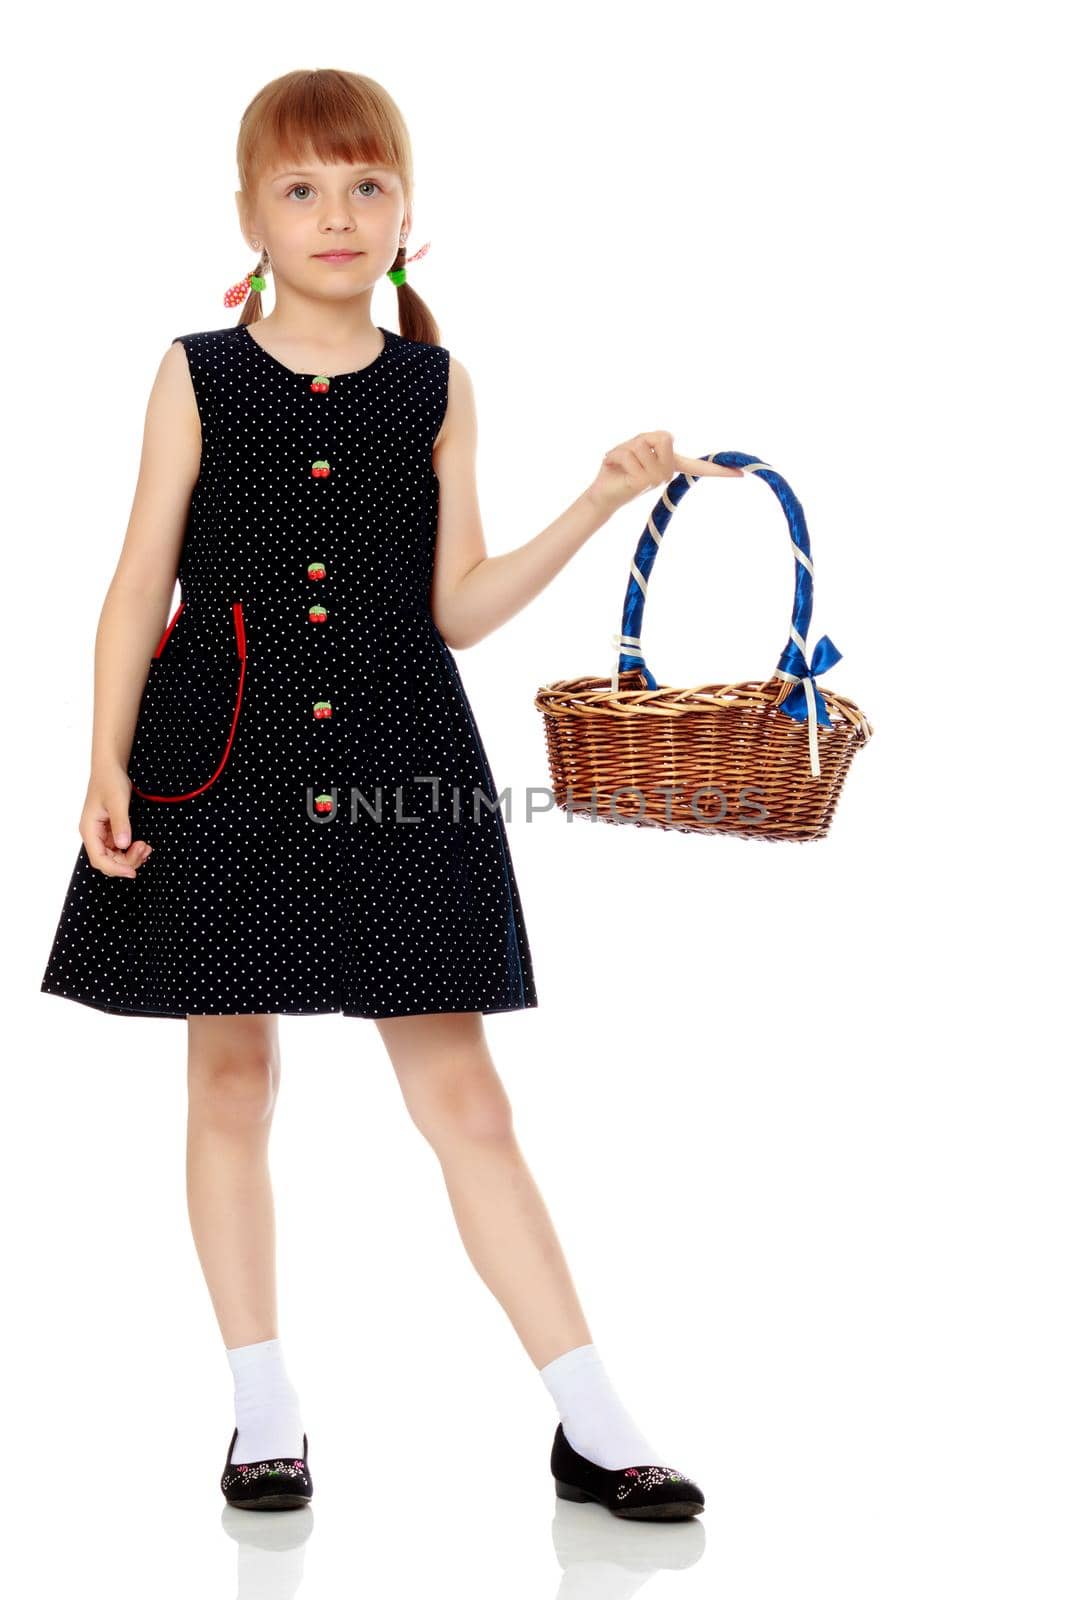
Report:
605,435,666,468
617,446,647,480
103,844,139,877
84,840,137,878
109,804,132,850
632,432,674,462
650,430,675,469
675,454,745,477
90,815,140,877
102,824,152,867
628,438,664,481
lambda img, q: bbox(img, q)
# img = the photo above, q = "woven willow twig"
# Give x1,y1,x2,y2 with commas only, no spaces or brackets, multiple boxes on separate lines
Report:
535,669,873,841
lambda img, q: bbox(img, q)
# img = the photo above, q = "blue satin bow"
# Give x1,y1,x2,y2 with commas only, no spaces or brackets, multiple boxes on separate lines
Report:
775,634,842,726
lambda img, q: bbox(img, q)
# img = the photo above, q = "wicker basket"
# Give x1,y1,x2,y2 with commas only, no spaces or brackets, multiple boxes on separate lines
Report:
534,451,874,841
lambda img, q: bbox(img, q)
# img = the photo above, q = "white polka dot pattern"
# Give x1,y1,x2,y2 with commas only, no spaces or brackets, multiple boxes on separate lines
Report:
40,323,538,1019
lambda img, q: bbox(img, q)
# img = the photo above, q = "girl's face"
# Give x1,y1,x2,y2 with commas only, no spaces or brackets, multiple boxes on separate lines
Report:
240,157,409,303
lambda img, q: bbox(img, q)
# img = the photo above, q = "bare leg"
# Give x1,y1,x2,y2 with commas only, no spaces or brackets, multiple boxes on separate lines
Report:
374,1011,592,1369
186,1014,282,1348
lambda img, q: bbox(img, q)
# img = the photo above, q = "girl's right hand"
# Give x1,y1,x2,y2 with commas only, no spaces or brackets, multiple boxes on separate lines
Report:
80,768,153,879
584,431,744,518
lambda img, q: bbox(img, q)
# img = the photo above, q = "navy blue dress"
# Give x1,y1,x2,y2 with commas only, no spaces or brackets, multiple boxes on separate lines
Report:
40,323,538,1019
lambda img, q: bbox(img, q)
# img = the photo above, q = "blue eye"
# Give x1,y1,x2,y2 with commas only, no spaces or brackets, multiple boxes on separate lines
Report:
285,180,381,200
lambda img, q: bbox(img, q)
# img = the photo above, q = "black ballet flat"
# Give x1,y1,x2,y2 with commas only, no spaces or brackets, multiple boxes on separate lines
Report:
220,1427,313,1510
551,1423,705,1520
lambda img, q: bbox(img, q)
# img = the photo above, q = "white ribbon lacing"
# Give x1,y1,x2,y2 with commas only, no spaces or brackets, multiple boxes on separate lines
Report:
606,461,849,780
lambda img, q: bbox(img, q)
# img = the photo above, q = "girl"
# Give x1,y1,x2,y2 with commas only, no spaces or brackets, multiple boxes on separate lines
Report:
40,67,740,1518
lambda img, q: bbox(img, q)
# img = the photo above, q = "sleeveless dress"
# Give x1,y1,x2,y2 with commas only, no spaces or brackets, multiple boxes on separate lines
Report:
39,323,538,1019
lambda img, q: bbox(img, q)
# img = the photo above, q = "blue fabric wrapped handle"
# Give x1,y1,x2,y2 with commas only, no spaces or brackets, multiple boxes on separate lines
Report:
610,451,843,777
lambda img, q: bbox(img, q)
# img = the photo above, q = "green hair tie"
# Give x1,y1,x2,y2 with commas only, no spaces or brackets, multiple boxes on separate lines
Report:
248,273,267,292
387,266,407,286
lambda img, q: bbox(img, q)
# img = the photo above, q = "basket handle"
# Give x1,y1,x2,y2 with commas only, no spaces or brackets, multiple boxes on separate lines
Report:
610,450,844,777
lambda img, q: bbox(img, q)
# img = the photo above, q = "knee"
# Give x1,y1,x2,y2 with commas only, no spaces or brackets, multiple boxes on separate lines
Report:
405,1062,515,1149
187,1039,280,1128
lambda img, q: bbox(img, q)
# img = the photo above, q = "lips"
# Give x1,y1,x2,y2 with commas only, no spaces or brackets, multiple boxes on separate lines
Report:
314,251,363,258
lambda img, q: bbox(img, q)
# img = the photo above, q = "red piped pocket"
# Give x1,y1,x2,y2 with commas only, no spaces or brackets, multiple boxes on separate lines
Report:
128,601,246,801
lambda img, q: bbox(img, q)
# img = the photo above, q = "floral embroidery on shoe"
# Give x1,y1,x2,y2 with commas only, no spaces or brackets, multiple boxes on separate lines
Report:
221,1456,311,1493
614,1464,695,1502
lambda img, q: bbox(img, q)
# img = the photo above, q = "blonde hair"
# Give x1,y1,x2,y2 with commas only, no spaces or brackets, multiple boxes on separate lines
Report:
234,68,439,346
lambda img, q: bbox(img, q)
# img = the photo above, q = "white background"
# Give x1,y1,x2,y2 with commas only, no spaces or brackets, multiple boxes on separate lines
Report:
3,1,1061,1594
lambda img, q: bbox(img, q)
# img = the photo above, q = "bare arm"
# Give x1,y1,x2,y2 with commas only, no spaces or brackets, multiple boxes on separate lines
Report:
429,356,743,651
80,340,201,877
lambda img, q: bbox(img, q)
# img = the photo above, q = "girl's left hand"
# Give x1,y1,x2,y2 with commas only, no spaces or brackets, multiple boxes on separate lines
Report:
584,431,744,517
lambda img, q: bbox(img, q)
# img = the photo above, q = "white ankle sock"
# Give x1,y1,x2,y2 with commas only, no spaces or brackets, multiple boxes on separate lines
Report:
226,1337,305,1464
538,1342,670,1470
